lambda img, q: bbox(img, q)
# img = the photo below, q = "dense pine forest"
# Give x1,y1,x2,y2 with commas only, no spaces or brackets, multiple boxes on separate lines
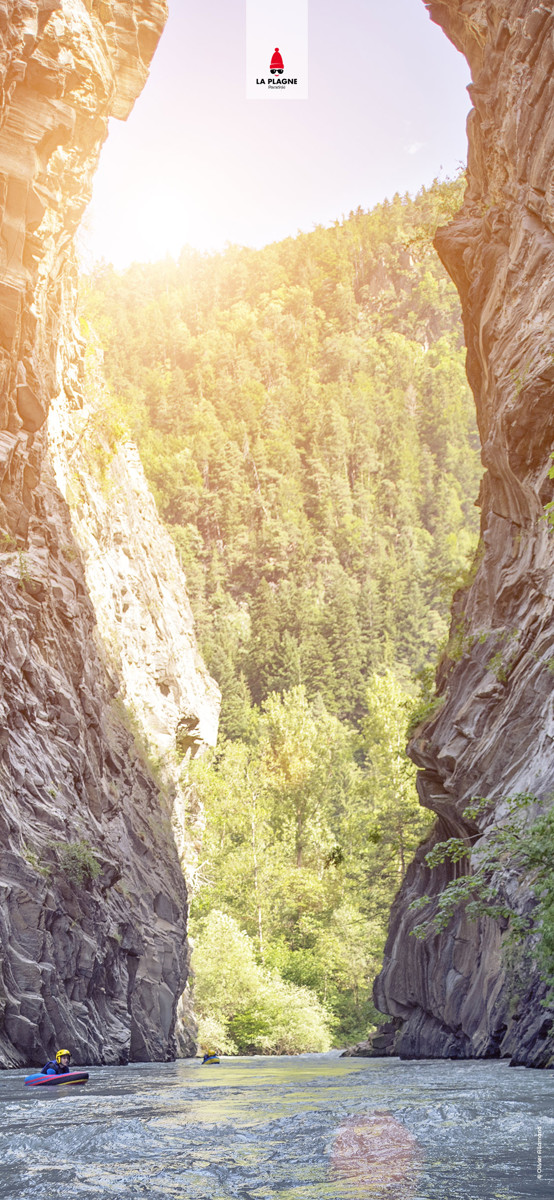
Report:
85,176,483,1050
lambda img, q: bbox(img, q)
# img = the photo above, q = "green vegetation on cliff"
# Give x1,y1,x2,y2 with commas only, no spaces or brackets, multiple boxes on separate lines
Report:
85,177,482,1049
410,793,554,1006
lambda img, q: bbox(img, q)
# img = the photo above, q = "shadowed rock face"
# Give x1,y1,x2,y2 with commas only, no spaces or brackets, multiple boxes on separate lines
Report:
0,2,219,1068
374,0,554,1067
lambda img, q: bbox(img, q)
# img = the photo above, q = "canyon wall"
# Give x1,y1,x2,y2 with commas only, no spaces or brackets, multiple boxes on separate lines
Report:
0,1,219,1068
374,0,554,1066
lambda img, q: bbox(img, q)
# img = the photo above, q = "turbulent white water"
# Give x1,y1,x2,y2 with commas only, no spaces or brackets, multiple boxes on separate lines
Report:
0,1055,551,1199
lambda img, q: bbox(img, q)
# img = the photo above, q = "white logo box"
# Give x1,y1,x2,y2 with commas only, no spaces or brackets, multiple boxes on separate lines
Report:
246,0,309,100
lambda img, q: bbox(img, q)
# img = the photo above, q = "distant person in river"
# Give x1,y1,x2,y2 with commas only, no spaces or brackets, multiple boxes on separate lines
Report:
41,1048,72,1075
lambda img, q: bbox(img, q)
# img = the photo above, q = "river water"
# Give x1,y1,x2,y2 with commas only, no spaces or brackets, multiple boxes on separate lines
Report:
0,1055,551,1199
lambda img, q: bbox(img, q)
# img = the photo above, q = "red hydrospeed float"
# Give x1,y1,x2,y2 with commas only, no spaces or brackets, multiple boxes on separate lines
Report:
25,1072,89,1088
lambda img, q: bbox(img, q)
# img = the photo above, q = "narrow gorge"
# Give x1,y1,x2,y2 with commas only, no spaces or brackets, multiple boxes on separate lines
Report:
374,0,554,1067
0,0,219,1068
0,0,553,1075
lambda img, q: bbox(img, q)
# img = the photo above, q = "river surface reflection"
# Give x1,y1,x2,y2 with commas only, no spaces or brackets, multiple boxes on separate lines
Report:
0,1054,551,1199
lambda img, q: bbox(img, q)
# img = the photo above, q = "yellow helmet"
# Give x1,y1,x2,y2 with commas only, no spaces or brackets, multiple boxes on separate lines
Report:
55,1048,71,1062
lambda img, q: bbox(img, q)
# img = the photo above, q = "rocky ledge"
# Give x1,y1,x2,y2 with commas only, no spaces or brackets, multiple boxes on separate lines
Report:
0,2,219,1067
373,0,554,1067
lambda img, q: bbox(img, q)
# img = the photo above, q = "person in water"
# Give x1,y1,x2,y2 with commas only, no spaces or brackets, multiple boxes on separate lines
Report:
41,1048,71,1075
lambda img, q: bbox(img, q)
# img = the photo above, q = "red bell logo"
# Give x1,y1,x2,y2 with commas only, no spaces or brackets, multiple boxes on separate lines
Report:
270,47,284,75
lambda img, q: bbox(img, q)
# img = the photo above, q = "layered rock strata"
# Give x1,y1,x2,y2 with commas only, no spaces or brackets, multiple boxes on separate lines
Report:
373,0,554,1067
48,337,220,873
0,1,219,1067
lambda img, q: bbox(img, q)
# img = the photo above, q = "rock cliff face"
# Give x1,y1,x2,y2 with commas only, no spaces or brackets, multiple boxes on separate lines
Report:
48,338,220,875
374,0,554,1067
0,1,219,1067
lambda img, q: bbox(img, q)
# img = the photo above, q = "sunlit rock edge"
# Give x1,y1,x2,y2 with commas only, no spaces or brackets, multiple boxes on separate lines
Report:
0,0,219,1068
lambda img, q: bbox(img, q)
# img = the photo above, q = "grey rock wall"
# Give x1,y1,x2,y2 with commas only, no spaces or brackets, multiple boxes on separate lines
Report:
0,1,219,1067
373,0,554,1067
48,334,220,883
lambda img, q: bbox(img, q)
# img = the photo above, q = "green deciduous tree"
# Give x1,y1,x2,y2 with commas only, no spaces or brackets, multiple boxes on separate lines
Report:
192,910,332,1054
189,684,428,1045
361,670,429,883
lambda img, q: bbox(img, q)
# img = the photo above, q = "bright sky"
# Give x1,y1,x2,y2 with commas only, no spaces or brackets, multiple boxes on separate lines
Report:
82,0,471,268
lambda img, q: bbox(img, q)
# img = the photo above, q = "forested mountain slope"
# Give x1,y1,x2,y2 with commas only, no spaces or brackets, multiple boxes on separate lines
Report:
86,178,480,735
85,179,484,1047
